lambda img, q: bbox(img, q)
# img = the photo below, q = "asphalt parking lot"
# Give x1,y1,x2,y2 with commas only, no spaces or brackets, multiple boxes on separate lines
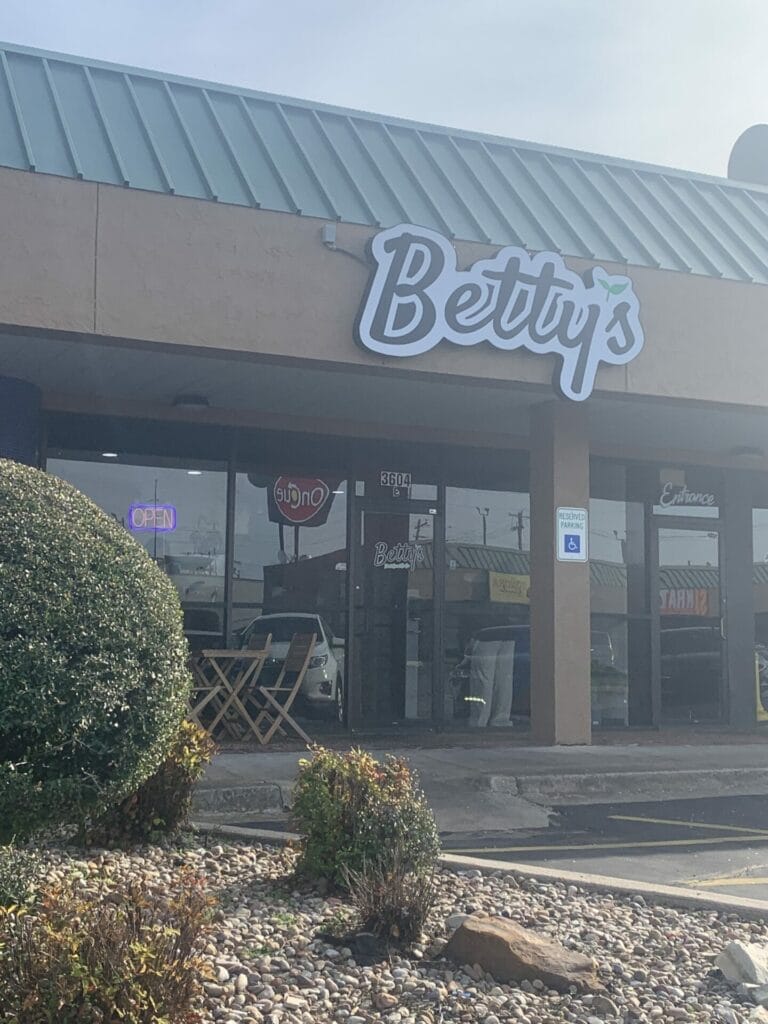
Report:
441,794,768,900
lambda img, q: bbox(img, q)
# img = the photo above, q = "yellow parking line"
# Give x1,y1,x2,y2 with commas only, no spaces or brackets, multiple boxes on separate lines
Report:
449,834,768,855
609,814,768,837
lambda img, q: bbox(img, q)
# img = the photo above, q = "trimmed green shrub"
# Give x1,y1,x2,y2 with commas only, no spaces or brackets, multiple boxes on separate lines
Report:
0,459,191,841
0,871,212,1023
89,721,216,843
292,746,440,888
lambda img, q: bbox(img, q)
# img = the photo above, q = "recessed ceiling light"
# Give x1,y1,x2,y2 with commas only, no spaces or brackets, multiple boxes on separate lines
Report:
187,470,202,476
332,489,344,494
101,452,118,458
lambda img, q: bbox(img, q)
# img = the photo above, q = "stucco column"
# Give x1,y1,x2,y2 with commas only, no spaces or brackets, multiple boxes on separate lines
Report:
0,376,41,466
722,468,756,728
529,400,592,744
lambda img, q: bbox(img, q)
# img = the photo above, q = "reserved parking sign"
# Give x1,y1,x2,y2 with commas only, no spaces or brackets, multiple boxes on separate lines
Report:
556,507,588,562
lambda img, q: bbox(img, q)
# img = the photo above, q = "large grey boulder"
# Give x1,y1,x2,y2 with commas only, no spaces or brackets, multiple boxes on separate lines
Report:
717,942,768,986
443,913,601,993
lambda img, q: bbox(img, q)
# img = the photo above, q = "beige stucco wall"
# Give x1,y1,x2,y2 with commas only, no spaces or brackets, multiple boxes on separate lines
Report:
0,164,766,408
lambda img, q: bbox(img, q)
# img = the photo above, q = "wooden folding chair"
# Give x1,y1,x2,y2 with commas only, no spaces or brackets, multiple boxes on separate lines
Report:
255,633,316,745
188,653,225,732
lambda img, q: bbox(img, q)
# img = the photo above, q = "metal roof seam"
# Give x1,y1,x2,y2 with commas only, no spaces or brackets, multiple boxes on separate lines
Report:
311,110,379,224
602,165,692,273
0,50,34,170
672,178,756,282
413,128,492,243
122,73,175,194
42,58,83,179
479,141,560,253
445,134,527,247
379,122,455,236
273,101,340,220
237,95,301,214
201,89,260,207
82,64,129,186
162,80,218,201
502,146,594,257
542,153,627,264
345,116,412,223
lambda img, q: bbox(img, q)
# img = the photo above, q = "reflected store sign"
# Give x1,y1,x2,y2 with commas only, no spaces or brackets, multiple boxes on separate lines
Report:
356,224,644,401
268,476,334,527
128,503,177,532
660,587,710,616
489,572,530,605
373,541,425,570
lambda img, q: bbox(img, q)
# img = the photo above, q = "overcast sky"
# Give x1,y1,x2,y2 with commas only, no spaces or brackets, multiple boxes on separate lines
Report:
1,0,765,178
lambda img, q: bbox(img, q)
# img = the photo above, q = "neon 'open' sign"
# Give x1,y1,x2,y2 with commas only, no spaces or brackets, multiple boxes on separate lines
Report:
128,503,177,532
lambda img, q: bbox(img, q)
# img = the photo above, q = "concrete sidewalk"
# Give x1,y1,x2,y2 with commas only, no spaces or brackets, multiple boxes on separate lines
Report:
193,741,768,833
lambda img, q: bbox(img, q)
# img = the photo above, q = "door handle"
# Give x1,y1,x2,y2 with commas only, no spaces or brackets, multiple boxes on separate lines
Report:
720,617,726,640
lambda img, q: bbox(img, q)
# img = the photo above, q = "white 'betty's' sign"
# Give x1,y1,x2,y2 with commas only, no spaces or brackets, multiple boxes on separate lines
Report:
355,224,645,401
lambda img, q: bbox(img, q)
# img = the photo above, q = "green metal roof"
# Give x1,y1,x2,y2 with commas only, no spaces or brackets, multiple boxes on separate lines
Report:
1,41,768,282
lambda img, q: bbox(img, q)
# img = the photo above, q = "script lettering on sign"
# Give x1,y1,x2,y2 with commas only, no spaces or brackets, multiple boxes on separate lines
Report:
373,540,425,571
356,224,644,401
658,482,716,509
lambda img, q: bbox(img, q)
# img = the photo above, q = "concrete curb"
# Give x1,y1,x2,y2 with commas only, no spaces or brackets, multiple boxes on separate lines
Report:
191,821,768,920
490,767,768,805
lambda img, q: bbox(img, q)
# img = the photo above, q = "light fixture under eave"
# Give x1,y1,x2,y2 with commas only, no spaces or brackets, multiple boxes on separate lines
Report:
728,445,765,463
187,470,203,476
101,451,118,458
172,394,210,410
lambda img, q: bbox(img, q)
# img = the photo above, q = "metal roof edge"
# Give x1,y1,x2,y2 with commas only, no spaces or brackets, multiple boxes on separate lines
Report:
0,38,761,197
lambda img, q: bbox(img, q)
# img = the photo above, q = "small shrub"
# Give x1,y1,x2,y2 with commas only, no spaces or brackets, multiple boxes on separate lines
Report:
0,460,191,842
89,721,216,843
0,845,42,908
0,871,212,1024
343,840,437,945
292,746,440,888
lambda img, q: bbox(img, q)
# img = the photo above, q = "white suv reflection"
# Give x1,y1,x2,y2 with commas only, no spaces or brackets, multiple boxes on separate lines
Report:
239,612,345,722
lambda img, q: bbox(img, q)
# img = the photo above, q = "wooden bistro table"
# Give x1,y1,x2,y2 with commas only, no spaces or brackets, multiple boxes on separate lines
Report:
189,646,270,741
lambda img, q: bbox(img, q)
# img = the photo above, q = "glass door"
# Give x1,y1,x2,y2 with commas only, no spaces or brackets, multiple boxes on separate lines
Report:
656,524,723,722
351,507,435,727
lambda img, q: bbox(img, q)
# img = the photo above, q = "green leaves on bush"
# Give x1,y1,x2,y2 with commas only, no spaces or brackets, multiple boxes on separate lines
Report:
0,872,212,1024
0,460,192,841
0,845,42,909
291,746,440,889
88,721,217,844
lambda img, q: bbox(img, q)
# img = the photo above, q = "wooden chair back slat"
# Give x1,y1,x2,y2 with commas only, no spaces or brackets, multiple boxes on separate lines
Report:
283,632,315,672
246,631,272,652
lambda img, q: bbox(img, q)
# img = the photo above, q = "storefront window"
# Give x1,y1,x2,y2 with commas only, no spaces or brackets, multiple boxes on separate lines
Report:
48,455,227,651
443,486,531,727
590,461,649,726
233,471,348,725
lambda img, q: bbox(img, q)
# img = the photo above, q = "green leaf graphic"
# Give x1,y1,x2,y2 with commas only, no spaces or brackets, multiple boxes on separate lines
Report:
609,283,628,295
598,278,610,289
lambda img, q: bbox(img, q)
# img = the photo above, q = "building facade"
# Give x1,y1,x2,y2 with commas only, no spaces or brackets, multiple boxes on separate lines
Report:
3,43,768,743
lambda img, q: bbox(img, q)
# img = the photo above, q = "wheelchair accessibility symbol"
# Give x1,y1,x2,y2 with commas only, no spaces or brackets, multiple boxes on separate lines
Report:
556,507,588,562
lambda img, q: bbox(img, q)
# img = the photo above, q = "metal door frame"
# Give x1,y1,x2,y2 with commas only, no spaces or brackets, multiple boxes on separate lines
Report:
346,490,443,733
650,514,725,725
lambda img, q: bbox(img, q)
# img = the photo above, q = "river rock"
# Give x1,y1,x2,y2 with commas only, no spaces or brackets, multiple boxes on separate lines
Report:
443,913,601,993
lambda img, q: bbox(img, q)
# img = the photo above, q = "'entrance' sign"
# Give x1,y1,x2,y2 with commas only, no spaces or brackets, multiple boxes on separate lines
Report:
556,507,588,562
356,224,644,401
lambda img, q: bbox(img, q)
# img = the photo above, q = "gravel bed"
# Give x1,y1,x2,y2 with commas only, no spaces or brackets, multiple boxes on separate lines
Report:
31,840,768,1024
